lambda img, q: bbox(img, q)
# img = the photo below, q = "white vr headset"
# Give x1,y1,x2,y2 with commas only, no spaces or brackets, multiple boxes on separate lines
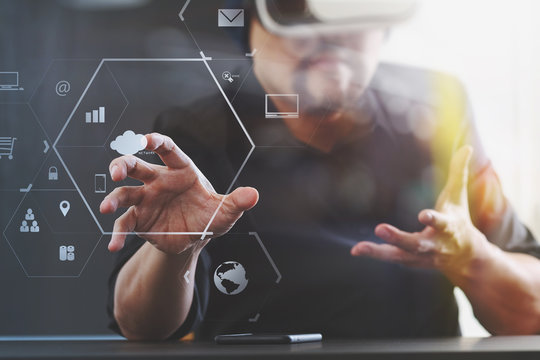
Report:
255,0,418,37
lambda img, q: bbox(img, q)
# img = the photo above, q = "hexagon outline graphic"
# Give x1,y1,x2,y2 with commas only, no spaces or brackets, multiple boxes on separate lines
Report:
249,232,282,284
53,52,255,240
1,74,104,278
0,103,51,191
178,0,267,58
2,190,104,278
248,231,282,322
205,231,281,323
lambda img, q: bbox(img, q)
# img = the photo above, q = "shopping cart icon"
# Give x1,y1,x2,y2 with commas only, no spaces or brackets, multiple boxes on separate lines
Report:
0,137,17,159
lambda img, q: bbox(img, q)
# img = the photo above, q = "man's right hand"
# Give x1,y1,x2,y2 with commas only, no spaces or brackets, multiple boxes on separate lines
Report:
99,132,258,254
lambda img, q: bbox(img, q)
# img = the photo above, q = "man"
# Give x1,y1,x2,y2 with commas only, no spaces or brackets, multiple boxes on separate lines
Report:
104,0,540,340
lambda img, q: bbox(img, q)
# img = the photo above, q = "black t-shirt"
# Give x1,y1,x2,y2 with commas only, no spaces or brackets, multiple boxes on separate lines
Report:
107,63,540,340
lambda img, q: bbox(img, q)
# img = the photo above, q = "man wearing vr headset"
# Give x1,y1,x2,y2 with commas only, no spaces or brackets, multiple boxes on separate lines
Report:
105,0,540,340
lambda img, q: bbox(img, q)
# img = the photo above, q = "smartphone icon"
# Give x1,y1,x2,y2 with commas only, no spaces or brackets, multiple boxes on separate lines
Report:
94,174,106,193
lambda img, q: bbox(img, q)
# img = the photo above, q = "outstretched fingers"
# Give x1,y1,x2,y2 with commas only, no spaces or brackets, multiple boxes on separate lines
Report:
100,186,144,214
145,133,192,169
351,242,431,267
109,155,157,183
108,207,137,252
418,209,450,232
373,223,423,252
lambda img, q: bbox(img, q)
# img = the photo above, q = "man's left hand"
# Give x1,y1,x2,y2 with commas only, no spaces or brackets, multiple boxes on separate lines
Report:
351,146,491,279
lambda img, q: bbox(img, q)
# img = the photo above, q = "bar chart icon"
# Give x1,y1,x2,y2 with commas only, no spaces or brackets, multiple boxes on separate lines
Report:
85,107,105,124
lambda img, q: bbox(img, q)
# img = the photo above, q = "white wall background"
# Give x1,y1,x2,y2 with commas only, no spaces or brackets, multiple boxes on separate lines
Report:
381,0,540,337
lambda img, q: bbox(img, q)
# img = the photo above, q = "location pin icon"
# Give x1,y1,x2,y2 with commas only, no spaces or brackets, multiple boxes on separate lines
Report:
60,200,70,217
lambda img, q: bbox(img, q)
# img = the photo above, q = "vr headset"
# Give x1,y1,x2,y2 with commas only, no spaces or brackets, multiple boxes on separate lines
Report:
254,0,418,36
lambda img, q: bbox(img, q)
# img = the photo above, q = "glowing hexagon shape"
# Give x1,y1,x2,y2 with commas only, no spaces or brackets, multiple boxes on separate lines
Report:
29,60,100,141
204,232,282,324
3,192,102,277
55,54,255,237
0,104,49,191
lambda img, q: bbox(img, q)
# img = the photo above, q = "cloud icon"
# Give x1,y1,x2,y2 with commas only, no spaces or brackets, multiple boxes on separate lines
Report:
110,130,147,155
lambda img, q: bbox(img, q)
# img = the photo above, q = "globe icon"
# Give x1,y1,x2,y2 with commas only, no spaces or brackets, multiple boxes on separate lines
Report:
213,261,248,295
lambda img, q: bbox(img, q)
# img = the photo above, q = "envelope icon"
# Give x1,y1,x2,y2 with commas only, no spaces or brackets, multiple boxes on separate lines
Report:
218,9,244,27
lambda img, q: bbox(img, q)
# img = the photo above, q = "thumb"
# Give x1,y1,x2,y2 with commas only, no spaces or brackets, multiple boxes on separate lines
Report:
436,145,473,208
221,186,259,218
208,187,259,238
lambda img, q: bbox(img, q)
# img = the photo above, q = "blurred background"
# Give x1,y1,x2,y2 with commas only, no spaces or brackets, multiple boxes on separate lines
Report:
382,0,540,336
1,0,538,337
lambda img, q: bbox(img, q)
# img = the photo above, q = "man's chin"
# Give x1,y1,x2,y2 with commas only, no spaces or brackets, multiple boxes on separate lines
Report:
305,87,366,113
302,103,346,125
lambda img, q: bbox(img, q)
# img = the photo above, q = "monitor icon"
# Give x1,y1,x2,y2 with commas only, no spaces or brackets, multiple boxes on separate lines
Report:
265,94,299,118
0,72,23,91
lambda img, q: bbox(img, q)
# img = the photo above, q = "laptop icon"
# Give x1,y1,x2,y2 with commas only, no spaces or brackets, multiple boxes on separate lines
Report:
265,94,299,118
0,72,24,91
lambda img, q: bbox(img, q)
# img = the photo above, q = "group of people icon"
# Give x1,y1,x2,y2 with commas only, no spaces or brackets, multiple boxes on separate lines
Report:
19,208,39,233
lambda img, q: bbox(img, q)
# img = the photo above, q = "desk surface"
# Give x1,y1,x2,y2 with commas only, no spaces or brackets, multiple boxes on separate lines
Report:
2,336,540,359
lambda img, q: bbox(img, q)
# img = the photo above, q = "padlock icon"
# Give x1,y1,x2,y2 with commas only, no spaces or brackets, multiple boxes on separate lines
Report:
48,166,58,181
